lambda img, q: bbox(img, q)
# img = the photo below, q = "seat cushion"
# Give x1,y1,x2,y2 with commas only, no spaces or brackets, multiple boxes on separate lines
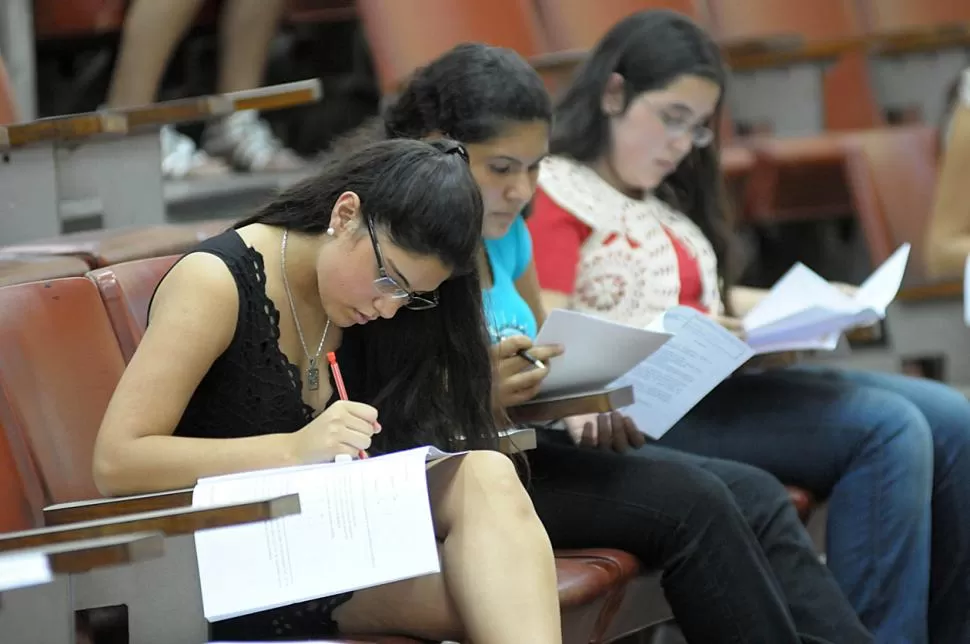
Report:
553,548,641,608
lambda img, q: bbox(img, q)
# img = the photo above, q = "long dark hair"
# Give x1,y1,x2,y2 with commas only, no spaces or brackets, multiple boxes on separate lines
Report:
552,10,735,302
384,42,552,143
236,139,498,453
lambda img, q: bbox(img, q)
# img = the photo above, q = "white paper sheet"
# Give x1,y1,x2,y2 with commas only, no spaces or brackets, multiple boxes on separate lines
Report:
533,309,671,395
611,306,754,439
743,244,910,353
0,551,53,592
193,446,448,622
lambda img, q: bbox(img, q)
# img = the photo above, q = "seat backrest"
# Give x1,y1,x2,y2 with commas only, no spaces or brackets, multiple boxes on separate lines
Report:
706,0,862,42
88,255,180,363
858,0,970,33
356,0,546,94
0,417,44,532
841,125,939,285
0,56,17,125
535,0,708,52
0,278,127,504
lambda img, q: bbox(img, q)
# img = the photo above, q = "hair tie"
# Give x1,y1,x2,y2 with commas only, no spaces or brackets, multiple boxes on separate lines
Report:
445,142,470,164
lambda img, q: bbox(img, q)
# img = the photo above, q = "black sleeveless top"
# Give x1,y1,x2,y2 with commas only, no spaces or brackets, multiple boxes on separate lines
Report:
166,229,344,440
153,229,352,639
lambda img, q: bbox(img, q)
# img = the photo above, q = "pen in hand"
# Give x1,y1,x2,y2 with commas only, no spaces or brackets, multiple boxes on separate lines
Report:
517,349,546,370
327,351,370,461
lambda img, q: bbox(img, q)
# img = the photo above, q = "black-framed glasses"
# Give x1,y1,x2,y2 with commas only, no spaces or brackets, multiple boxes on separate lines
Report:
365,216,439,310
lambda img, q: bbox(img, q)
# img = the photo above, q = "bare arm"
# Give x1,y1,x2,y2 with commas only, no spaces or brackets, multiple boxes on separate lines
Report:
92,253,300,496
927,102,970,278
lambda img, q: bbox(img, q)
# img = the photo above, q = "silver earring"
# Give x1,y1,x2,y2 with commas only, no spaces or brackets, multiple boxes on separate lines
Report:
326,227,335,236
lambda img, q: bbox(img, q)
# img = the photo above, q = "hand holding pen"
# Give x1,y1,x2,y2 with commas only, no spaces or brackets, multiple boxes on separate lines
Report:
328,352,373,462
492,335,565,408
289,354,379,464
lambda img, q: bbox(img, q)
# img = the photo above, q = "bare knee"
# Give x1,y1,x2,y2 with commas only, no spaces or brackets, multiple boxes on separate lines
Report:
433,450,545,536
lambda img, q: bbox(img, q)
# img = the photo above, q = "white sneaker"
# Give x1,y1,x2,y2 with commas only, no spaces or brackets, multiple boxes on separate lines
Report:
160,125,230,180
203,110,305,172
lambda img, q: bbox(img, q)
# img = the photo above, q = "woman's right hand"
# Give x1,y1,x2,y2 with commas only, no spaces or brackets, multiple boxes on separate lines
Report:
292,400,380,464
491,335,565,408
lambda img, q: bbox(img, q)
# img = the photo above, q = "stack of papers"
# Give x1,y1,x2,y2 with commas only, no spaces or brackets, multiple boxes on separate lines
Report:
193,446,455,622
743,243,910,354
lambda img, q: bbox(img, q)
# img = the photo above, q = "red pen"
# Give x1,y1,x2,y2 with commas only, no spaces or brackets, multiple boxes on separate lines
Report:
327,351,369,460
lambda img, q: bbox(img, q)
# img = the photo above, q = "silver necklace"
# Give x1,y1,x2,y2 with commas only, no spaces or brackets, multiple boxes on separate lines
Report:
281,229,331,391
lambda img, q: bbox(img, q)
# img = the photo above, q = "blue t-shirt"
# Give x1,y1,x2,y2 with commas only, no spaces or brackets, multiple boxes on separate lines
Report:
483,216,539,342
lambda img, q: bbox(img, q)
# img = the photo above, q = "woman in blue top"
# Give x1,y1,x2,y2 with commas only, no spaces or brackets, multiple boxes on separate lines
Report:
366,43,872,643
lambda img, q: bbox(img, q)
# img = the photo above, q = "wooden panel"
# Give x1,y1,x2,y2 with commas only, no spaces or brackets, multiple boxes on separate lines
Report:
508,386,635,424
0,495,300,552
0,112,127,149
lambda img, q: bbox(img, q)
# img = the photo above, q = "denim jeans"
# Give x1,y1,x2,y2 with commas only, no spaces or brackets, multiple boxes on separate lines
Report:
529,432,872,644
651,367,970,644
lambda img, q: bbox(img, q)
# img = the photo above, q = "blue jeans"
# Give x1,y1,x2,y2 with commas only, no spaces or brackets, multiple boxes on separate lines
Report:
648,368,970,644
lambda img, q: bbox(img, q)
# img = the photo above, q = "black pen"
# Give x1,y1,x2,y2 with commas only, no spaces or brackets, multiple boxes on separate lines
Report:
517,349,546,370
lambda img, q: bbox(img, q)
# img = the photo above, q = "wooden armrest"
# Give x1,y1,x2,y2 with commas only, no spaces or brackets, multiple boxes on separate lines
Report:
226,79,323,113
1,532,166,576
718,33,805,56
104,79,322,131
529,49,587,73
898,279,961,302
5,495,300,552
507,385,634,424
0,112,127,149
45,488,194,526
112,96,232,130
869,24,970,56
725,38,864,72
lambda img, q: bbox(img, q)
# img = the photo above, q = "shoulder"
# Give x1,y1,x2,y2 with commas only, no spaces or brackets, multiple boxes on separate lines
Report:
149,251,241,350
538,156,624,227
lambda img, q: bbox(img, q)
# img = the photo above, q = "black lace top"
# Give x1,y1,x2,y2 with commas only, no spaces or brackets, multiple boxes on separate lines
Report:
152,229,352,639
169,229,339,440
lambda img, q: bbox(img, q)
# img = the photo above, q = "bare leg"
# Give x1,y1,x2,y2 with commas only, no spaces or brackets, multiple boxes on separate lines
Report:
106,0,206,108
215,0,287,93
334,451,562,643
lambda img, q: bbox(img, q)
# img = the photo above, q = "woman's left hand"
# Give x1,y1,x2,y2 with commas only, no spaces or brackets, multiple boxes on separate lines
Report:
564,412,647,452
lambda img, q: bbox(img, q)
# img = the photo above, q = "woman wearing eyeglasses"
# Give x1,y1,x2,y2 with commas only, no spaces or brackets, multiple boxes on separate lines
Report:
91,139,563,643
528,11,970,643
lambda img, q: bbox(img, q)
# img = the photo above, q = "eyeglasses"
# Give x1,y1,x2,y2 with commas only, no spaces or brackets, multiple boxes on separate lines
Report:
647,103,715,148
365,216,439,310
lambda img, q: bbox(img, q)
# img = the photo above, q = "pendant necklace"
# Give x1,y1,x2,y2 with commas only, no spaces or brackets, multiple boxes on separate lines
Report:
281,229,330,391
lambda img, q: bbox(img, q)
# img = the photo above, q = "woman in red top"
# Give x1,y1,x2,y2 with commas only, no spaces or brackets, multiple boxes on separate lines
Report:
528,11,970,643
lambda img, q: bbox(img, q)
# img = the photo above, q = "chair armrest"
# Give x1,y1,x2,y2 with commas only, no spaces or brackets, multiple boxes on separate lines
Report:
0,112,127,149
44,488,195,526
507,386,634,424
43,426,532,528
2,532,167,576
10,494,299,552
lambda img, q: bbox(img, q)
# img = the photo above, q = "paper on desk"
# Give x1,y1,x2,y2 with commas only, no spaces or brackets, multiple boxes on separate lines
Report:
0,551,53,592
534,309,672,395
192,446,451,622
743,244,910,353
610,306,754,439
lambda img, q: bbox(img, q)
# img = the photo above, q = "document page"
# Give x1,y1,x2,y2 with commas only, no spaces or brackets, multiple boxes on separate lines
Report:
743,244,910,353
534,309,671,395
193,446,444,622
0,551,52,592
611,306,753,439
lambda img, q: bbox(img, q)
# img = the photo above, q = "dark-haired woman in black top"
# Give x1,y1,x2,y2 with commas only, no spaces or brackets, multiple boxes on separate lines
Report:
92,138,563,643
